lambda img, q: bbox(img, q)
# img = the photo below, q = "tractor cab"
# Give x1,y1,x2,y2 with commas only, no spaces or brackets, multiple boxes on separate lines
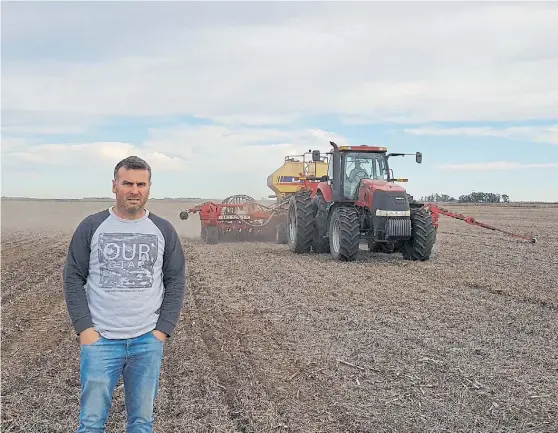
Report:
317,142,422,203
338,151,390,199
324,144,391,202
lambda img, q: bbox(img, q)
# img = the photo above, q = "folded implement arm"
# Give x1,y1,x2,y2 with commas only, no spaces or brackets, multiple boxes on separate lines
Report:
423,203,537,243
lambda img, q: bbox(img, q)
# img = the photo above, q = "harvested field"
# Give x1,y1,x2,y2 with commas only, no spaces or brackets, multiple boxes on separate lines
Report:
2,199,558,432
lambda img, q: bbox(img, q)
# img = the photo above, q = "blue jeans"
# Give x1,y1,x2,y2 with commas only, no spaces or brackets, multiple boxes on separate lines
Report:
77,331,165,433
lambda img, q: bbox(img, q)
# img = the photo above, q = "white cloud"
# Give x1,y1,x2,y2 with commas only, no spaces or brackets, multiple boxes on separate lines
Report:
1,110,96,135
405,125,558,145
2,124,86,135
2,125,351,178
436,161,558,171
6,141,187,173
1,137,31,151
143,125,349,175
0,124,355,198
2,2,558,123
192,114,296,127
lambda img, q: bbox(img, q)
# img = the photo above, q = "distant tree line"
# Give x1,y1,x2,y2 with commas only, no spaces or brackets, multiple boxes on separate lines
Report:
420,192,510,203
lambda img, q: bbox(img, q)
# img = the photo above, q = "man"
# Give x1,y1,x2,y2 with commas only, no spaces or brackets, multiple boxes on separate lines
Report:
345,160,369,198
63,156,186,432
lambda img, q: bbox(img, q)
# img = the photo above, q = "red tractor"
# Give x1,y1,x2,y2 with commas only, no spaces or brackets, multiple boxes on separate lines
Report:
287,141,436,261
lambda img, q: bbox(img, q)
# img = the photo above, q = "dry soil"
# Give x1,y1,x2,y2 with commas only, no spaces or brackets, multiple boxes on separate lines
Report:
1,200,557,433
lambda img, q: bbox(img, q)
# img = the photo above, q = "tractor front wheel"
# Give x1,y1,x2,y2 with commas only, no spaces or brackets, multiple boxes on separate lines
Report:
287,189,315,253
401,208,436,260
329,206,360,261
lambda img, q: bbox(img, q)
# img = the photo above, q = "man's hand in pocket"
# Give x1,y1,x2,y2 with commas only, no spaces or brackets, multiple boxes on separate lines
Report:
153,330,167,342
80,328,101,345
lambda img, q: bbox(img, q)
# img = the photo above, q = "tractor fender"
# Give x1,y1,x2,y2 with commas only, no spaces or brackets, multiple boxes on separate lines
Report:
313,188,352,220
317,185,333,203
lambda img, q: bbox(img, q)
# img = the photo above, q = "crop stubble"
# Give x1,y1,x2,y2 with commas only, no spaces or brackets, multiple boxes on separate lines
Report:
1,201,557,432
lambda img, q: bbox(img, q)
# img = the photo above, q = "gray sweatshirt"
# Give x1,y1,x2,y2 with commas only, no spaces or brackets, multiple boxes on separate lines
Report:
63,207,186,339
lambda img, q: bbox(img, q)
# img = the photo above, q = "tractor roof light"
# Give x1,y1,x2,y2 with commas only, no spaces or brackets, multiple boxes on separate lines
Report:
338,145,387,152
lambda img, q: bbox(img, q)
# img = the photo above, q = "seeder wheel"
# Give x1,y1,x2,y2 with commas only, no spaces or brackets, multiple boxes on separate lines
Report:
205,226,219,244
276,222,288,244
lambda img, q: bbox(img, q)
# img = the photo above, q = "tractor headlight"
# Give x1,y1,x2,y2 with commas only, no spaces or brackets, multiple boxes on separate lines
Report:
376,209,410,217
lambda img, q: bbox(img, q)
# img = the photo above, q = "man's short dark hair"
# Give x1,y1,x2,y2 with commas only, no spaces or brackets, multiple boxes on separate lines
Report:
114,156,152,180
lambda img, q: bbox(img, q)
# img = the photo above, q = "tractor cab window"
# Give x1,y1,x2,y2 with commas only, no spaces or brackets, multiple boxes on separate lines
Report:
343,153,388,198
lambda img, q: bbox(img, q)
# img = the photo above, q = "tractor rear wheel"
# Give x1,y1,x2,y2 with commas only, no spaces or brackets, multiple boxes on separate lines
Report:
401,208,436,260
312,193,330,253
287,189,315,253
329,206,360,261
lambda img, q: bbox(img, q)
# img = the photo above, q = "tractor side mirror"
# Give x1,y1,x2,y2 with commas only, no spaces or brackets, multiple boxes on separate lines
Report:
312,150,321,162
416,152,422,164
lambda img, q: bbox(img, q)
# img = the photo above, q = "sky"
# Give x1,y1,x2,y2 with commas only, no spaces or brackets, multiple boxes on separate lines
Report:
2,1,558,202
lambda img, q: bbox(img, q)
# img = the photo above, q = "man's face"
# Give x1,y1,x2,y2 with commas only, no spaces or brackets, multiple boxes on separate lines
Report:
112,168,151,213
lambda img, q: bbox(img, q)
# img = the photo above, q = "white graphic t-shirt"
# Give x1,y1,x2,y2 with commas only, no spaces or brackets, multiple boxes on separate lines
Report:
64,207,186,339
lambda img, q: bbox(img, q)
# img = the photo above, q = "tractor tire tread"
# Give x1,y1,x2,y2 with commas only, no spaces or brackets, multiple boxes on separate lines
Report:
288,189,315,253
331,206,360,261
313,193,330,253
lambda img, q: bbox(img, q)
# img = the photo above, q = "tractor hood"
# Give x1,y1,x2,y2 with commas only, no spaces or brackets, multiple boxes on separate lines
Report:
361,179,407,193
361,179,411,219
